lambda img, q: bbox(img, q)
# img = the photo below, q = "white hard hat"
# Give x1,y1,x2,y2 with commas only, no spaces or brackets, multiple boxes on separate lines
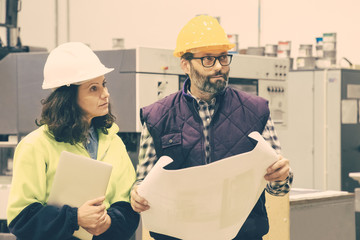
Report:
42,42,114,89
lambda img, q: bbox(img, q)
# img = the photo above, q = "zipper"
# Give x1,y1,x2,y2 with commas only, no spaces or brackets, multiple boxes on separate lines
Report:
99,146,110,161
191,100,208,165
207,120,213,165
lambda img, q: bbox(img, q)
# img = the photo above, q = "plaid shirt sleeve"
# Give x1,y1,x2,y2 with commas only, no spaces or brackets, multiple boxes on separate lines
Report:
262,116,293,196
135,123,158,186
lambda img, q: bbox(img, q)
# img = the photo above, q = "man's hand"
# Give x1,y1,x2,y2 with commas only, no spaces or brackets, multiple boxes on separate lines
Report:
264,155,290,182
130,185,150,213
78,196,111,236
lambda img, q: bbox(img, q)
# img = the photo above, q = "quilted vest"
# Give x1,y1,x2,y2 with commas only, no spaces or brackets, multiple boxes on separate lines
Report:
141,79,270,239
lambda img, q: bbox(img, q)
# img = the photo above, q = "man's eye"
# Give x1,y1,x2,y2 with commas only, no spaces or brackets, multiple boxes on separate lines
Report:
204,56,214,61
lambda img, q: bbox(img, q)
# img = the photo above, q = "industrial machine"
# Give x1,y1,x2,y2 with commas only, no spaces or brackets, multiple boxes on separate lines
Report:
0,0,31,61
0,47,289,238
277,69,360,239
290,188,356,240
277,69,360,191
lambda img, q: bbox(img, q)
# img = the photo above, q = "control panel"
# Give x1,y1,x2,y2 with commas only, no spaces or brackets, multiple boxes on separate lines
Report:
258,80,288,127
230,55,289,80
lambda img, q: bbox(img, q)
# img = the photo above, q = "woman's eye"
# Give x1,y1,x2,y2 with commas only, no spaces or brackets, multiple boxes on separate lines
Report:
103,81,107,87
90,86,97,92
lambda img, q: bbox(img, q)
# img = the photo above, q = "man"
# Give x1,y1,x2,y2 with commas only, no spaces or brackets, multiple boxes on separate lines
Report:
131,15,293,240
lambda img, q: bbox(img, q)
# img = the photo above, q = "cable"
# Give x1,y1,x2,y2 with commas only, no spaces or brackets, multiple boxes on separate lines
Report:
340,57,353,67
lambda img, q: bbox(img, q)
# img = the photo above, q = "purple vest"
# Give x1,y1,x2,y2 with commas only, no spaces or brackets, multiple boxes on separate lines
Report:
141,79,271,239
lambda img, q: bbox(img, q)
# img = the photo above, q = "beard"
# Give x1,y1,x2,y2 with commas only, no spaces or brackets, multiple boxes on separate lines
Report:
189,63,229,94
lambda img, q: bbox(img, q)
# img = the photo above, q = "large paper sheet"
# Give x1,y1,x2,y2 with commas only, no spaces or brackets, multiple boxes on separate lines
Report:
47,151,113,240
137,131,278,240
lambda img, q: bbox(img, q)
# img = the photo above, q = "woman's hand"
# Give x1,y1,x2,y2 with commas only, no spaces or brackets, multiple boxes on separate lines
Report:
78,196,111,235
83,213,111,236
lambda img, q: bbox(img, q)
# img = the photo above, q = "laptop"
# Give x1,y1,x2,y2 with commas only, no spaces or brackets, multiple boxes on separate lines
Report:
47,151,113,240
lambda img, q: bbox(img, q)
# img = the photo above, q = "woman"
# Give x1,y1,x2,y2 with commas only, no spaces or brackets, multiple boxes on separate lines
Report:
6,42,139,239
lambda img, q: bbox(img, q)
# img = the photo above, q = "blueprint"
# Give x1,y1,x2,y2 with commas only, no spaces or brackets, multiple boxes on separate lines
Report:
137,131,278,240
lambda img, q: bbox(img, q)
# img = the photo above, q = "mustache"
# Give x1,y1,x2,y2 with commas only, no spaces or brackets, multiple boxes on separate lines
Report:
210,71,228,79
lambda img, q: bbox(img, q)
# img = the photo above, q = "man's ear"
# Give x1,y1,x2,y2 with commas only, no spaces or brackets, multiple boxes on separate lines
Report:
180,58,190,75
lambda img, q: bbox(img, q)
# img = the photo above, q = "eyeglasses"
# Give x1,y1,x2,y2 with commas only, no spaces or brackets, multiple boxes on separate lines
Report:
190,54,233,68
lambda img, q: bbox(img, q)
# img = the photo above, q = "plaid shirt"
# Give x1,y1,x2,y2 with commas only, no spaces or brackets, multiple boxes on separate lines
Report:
136,90,293,196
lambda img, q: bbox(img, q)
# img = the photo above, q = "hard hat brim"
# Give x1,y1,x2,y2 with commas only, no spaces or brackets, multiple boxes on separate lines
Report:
42,67,114,90
174,43,236,57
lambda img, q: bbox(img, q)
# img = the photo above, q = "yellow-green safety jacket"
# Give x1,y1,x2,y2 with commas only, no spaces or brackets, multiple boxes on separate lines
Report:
7,124,139,240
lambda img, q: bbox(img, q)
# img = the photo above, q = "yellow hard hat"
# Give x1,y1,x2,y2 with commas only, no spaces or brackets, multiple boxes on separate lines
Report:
173,15,235,57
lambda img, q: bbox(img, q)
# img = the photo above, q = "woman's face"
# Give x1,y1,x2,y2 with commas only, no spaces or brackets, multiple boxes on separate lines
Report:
77,75,110,124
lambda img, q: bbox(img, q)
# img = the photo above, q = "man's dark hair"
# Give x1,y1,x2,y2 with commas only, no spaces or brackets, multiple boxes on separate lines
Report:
36,84,115,144
181,52,194,61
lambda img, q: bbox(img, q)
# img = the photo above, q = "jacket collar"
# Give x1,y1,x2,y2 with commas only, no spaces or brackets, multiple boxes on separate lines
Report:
43,123,119,140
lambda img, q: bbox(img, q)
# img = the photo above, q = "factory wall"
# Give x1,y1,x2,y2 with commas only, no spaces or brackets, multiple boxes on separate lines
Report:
0,0,359,65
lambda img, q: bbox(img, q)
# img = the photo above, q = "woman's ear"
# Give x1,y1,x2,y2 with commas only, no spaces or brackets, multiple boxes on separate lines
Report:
180,58,190,75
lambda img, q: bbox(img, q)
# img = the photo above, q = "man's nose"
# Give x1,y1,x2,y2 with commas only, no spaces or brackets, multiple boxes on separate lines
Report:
213,58,223,70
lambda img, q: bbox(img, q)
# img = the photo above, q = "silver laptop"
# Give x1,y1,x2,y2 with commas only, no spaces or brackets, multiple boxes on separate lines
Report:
47,150,113,240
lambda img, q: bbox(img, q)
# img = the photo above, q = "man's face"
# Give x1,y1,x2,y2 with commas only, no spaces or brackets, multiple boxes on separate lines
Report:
188,50,230,95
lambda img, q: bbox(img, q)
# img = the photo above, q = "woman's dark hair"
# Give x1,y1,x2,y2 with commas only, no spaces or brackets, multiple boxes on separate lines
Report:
36,85,116,144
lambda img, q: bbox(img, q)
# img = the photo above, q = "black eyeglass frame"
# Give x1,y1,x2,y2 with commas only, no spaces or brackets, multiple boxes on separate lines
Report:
190,54,233,68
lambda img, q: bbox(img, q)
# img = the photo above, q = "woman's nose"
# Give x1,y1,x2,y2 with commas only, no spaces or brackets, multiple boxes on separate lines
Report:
102,87,110,98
